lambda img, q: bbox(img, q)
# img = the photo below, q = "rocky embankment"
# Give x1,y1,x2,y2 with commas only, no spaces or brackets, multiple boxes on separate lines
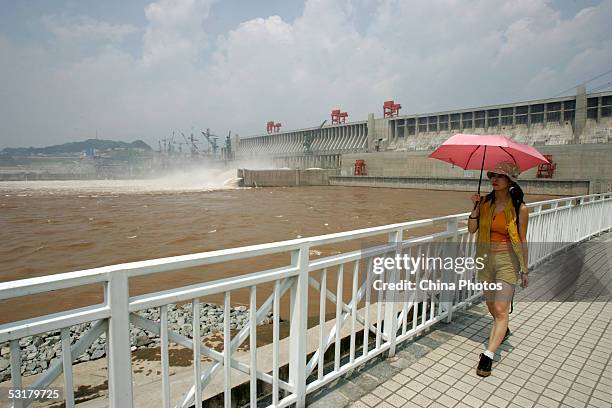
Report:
0,303,272,382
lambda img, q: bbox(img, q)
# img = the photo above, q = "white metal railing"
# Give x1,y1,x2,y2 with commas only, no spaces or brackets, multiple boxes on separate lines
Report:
0,192,610,407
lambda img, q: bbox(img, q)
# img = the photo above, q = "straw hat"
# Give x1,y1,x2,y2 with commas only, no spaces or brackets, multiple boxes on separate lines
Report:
487,160,520,183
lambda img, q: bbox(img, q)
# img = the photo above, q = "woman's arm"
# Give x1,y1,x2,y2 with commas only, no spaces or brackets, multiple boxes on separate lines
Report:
519,203,529,287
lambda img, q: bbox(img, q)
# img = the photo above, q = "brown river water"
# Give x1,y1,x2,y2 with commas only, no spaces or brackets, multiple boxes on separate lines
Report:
0,180,564,324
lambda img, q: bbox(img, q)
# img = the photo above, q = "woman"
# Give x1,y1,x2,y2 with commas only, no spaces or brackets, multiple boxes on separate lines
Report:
467,160,529,377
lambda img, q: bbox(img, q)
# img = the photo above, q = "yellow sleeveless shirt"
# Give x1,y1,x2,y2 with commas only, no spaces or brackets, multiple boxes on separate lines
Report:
475,197,528,275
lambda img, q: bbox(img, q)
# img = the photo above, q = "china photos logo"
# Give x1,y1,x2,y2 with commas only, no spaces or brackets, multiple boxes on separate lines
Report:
371,253,502,291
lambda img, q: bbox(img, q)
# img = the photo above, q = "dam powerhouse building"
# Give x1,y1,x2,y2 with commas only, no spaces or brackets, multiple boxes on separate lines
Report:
234,87,612,196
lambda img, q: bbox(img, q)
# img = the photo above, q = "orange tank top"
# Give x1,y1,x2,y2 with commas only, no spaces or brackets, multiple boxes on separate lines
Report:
490,210,510,242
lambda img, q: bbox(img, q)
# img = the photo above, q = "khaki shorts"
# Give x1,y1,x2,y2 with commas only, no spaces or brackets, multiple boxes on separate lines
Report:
478,249,520,286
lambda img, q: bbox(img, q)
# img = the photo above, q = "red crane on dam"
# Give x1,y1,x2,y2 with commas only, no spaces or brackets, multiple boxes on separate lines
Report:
266,121,282,134
536,154,557,178
383,100,402,117
331,109,348,124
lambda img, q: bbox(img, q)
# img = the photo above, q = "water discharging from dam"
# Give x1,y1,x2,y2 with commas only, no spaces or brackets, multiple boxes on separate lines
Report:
0,166,243,194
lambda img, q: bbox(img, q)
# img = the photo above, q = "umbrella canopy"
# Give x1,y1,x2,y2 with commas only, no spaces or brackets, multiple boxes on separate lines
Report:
429,133,550,200
429,133,549,172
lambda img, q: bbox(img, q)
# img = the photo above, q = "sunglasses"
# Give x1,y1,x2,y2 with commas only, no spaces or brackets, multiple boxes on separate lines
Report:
488,172,505,179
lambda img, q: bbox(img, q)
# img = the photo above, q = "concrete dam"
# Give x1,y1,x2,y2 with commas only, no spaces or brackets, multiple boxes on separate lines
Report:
234,87,612,195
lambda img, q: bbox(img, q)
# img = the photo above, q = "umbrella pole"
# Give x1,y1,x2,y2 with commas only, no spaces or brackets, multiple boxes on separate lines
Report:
473,145,487,210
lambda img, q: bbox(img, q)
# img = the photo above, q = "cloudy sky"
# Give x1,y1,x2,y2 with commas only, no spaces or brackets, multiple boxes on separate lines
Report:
1,0,611,149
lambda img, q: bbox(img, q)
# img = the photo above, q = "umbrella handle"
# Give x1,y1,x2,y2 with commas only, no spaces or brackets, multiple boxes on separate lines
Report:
477,145,487,196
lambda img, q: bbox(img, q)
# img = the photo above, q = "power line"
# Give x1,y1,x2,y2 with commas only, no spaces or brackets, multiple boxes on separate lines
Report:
552,67,612,97
590,80,612,93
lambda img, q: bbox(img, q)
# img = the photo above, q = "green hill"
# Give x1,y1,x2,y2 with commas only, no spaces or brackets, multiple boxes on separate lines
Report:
1,139,152,155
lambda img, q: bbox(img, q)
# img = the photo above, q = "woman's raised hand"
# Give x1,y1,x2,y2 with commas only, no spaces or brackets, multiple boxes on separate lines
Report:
471,193,481,206
471,193,481,212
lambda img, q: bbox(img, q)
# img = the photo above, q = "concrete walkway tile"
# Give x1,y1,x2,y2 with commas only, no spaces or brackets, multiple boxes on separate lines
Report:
371,385,392,400
385,393,407,408
566,388,590,403
410,393,434,407
419,386,441,401
446,386,468,401
359,393,381,407
434,393,459,408
390,372,410,385
381,379,403,392
395,386,417,401
535,394,561,407
461,393,484,408
486,394,510,408
587,396,611,408
511,394,535,408
560,395,587,408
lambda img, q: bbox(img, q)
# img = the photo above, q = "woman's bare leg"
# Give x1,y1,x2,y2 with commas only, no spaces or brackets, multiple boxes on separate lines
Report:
485,299,496,346
488,301,510,353
487,282,514,354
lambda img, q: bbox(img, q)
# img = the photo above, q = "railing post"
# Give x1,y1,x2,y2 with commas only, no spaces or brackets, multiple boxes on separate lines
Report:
597,194,605,235
607,193,612,232
289,243,309,407
384,229,402,357
106,271,134,408
444,218,459,323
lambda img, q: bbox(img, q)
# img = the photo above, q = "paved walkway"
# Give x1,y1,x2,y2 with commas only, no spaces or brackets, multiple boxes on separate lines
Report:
306,232,611,408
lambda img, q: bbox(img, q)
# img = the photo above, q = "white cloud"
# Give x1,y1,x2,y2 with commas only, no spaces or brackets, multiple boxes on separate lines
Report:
142,0,216,65
1,0,612,149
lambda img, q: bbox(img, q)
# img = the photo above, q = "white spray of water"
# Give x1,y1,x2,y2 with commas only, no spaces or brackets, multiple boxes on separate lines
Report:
0,158,279,194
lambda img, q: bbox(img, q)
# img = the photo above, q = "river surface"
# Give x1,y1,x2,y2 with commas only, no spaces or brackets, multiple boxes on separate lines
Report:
0,180,564,323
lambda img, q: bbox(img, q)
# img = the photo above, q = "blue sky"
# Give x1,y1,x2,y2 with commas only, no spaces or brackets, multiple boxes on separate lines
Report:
1,0,611,148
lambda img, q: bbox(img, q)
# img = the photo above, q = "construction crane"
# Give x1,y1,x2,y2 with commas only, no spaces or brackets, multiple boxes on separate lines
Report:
168,131,177,154
225,131,232,151
159,137,172,155
221,131,233,160
201,128,219,156
181,132,200,156
159,131,180,155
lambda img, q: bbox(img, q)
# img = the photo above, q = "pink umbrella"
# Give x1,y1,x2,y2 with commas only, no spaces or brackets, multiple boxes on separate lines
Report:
429,133,549,206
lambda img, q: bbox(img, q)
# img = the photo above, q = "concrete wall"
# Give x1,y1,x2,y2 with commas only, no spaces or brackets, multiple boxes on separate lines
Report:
329,176,591,195
236,168,597,194
339,143,612,193
385,118,612,151
238,168,339,187
266,154,342,169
